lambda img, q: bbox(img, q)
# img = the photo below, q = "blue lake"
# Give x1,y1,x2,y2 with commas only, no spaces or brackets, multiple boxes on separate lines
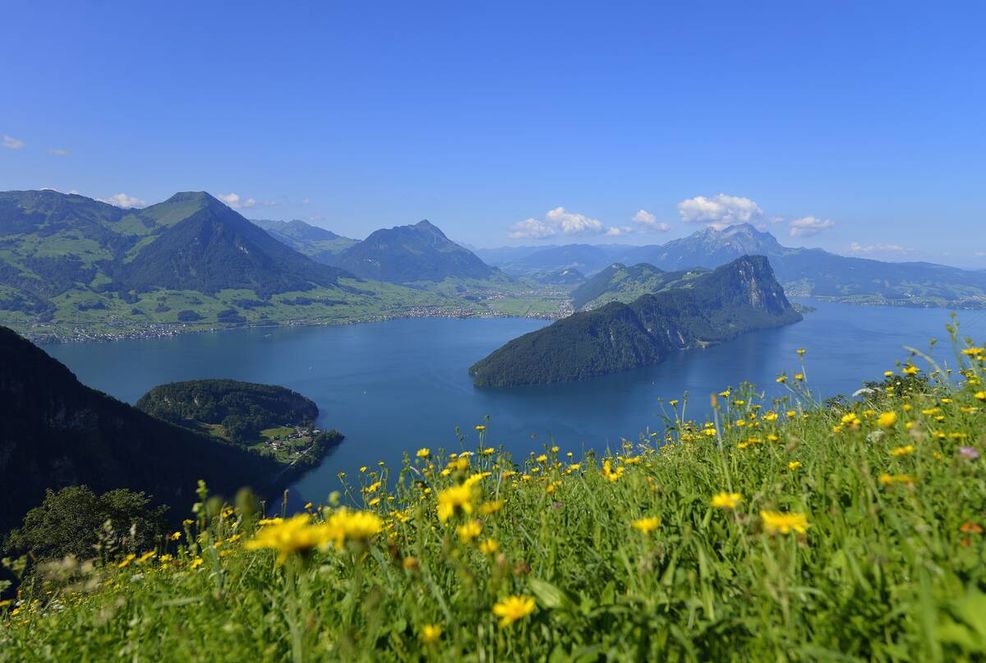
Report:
46,301,986,505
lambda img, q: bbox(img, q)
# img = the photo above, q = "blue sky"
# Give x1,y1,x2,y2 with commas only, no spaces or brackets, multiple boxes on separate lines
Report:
2,1,984,264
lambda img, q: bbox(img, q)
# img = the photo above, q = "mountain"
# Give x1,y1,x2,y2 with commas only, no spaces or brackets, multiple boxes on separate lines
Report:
470,256,802,387
0,325,285,531
332,220,499,283
252,218,358,263
0,190,497,340
531,267,586,286
481,224,986,308
112,193,350,296
620,224,790,270
476,244,618,277
571,263,707,310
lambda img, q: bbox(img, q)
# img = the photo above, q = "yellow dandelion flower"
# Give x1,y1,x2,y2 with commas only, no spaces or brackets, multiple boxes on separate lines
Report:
876,411,898,428
631,516,662,534
535,454,548,463
475,424,487,432
787,460,802,471
478,538,499,555
601,459,624,482
456,519,482,544
436,483,476,522
890,444,915,457
711,492,742,509
903,365,919,376
421,624,443,644
975,391,986,401
760,510,809,535
245,514,331,564
189,557,204,569
492,595,536,628
117,553,136,569
879,473,916,486
416,448,430,458
775,375,787,384
322,508,384,550
169,531,182,541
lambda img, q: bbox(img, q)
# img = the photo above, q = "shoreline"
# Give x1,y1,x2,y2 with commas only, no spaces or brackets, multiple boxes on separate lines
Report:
23,307,565,346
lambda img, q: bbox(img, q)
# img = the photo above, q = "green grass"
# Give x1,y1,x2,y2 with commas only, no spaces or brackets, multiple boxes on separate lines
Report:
2,336,985,660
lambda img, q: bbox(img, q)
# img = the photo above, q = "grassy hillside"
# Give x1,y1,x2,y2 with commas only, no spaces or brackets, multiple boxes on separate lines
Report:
2,335,984,660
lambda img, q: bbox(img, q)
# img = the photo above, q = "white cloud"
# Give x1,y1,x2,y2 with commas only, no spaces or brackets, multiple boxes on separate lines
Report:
605,226,635,236
677,193,765,229
509,217,557,240
789,216,836,237
48,147,71,156
976,251,986,258
217,192,257,209
509,207,614,239
847,241,912,255
632,209,670,232
2,135,25,150
99,193,146,209
545,206,604,234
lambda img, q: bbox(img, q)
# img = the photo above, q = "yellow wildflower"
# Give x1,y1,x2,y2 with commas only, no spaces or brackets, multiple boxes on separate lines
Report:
478,538,499,555
117,553,136,569
478,500,503,515
169,531,182,541
421,624,442,644
475,424,487,432
876,412,898,428
879,473,916,486
975,391,986,401
903,364,919,376
189,557,204,569
760,510,809,535
436,483,476,522
890,445,915,457
322,508,384,550
787,461,802,471
711,492,742,509
456,519,482,544
245,514,331,564
416,448,430,458
631,516,662,534
492,595,536,628
601,459,624,482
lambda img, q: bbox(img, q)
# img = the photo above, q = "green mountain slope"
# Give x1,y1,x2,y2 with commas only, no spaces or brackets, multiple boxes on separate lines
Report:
571,263,707,310
0,191,566,341
112,193,349,296
470,256,802,386
0,326,285,532
334,220,499,283
251,218,358,263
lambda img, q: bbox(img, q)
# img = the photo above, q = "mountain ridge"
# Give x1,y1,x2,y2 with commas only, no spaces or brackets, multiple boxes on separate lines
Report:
470,255,802,387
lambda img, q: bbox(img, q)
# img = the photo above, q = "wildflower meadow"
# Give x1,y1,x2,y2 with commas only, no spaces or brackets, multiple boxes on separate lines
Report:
2,331,985,661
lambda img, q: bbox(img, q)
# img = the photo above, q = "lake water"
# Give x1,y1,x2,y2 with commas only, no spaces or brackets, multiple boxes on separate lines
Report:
46,301,986,505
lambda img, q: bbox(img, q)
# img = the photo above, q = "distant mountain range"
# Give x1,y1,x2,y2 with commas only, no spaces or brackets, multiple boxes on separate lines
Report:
477,224,986,308
0,190,537,340
251,218,358,262
470,256,802,387
328,220,500,283
0,325,285,531
252,216,500,284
